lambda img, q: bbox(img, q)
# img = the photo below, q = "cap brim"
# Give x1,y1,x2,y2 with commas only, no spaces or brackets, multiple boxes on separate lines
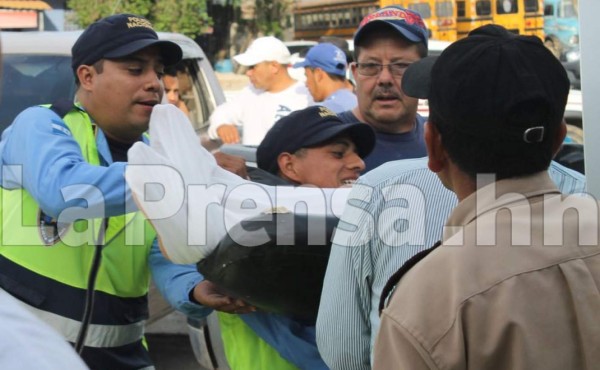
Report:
233,53,264,66
304,121,376,158
105,39,183,66
234,53,291,66
355,21,426,46
401,56,438,99
292,60,310,69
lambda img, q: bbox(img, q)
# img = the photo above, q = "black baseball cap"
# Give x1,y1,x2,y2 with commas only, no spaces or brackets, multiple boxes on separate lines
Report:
71,14,182,73
257,106,376,174
402,24,570,143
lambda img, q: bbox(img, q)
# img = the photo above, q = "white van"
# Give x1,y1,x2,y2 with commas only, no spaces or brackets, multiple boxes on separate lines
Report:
0,31,226,139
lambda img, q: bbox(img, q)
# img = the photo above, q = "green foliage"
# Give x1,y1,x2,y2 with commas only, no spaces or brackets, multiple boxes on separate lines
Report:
252,0,293,38
67,0,153,27
152,0,213,39
66,0,212,38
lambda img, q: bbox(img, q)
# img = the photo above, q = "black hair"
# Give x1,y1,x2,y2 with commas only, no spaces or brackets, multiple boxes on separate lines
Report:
164,66,178,77
429,100,561,181
74,60,105,87
324,71,346,82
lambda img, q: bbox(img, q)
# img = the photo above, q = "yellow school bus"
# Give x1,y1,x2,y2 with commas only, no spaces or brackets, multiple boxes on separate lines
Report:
294,0,457,42
456,0,493,38
456,0,538,39
293,0,379,41
293,0,538,43
523,0,544,39
493,0,524,34
380,0,457,41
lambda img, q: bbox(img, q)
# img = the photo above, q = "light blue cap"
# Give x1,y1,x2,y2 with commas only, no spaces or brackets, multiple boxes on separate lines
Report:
292,43,348,77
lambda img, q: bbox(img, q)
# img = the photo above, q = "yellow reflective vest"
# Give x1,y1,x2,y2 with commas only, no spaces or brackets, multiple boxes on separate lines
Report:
0,106,156,361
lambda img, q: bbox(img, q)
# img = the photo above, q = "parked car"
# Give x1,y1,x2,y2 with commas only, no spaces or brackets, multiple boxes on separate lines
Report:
284,40,317,82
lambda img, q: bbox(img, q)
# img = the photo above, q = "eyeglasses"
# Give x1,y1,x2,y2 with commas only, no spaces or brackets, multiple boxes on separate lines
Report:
354,62,411,77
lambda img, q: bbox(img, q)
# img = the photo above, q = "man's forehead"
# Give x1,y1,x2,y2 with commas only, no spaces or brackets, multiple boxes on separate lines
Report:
359,38,421,61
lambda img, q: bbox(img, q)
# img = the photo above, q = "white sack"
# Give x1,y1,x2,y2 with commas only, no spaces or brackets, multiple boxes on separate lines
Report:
126,105,350,264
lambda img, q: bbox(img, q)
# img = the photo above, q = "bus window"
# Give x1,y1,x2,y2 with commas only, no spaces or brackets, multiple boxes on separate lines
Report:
494,0,523,34
435,1,457,41
436,1,454,17
497,0,519,14
408,2,432,19
476,0,492,15
457,0,466,17
525,0,539,12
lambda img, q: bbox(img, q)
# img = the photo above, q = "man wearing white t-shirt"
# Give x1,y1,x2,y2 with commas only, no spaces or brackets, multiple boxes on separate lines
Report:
208,36,313,145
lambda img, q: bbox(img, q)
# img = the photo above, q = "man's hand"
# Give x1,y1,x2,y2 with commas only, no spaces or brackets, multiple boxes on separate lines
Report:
217,124,241,144
213,151,249,179
192,280,256,314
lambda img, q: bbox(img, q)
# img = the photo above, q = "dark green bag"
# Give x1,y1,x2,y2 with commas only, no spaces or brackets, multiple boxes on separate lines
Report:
197,211,338,322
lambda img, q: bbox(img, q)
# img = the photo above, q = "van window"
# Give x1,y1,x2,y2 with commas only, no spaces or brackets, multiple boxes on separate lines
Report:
1,55,217,135
1,55,75,132
559,0,577,18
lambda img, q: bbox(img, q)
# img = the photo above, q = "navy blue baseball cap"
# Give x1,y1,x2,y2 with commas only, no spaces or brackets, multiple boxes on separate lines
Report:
293,43,348,77
71,14,182,73
257,106,376,174
354,5,428,48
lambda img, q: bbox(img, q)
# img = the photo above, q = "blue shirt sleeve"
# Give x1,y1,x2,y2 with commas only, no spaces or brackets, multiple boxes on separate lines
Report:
0,106,133,218
148,242,212,319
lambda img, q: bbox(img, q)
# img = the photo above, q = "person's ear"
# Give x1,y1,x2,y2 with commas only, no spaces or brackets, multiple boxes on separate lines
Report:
350,62,358,81
314,68,324,82
269,61,280,74
425,122,447,173
77,65,95,91
551,120,568,157
277,152,303,183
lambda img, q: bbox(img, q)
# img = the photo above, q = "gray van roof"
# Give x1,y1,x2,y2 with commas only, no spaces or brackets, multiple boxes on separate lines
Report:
0,31,206,60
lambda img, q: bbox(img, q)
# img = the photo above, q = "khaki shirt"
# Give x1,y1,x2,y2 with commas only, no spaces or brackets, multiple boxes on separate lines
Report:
374,172,600,370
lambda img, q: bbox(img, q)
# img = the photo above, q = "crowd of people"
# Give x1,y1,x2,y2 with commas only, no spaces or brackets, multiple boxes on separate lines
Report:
0,5,596,370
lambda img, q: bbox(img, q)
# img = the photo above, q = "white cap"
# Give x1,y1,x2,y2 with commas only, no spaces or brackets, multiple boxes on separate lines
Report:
233,36,291,66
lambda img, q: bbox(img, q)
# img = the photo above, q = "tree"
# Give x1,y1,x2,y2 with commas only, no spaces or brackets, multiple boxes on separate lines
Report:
66,0,212,39
152,0,212,39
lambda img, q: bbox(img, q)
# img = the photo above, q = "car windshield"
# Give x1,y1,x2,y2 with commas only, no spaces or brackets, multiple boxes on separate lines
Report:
1,55,75,132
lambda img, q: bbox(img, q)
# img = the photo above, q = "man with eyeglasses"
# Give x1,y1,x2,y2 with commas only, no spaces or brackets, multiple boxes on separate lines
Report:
315,17,587,370
337,6,429,172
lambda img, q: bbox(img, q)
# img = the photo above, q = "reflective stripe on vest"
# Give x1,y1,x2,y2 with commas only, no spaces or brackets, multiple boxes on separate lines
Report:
22,301,145,348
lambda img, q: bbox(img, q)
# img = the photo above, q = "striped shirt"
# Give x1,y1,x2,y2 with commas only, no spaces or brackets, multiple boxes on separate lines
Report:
316,157,586,370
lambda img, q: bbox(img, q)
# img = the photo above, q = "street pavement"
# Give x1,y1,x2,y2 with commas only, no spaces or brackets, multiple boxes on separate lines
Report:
146,311,204,370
